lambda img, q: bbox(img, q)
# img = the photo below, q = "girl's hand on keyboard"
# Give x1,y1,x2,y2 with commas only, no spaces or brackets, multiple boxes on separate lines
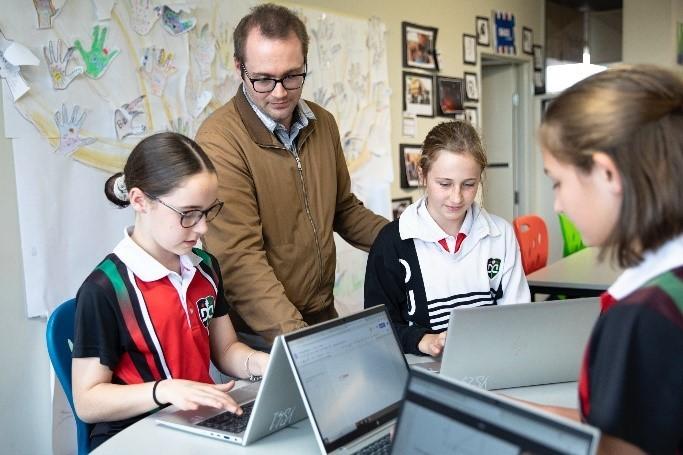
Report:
156,379,244,414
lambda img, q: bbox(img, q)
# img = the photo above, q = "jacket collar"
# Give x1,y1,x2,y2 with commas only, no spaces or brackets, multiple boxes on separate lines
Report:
234,84,316,151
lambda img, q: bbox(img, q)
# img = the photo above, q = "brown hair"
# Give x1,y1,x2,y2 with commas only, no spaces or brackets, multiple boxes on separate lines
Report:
419,120,488,179
539,64,683,267
104,132,216,208
233,3,309,65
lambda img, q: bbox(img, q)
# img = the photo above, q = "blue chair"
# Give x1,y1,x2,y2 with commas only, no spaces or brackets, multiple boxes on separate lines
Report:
46,298,91,454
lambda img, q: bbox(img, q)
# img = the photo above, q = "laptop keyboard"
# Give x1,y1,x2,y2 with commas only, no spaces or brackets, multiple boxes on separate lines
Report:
197,401,255,434
353,434,392,455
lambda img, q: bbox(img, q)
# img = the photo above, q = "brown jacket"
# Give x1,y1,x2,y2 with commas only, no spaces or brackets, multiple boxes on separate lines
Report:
196,87,388,342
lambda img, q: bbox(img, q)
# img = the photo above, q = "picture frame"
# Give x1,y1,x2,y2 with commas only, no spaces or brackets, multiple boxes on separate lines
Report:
534,69,546,95
400,144,422,188
493,10,516,54
402,22,439,71
540,97,555,120
403,71,434,117
391,197,413,220
522,27,533,55
436,76,464,116
533,44,544,70
465,106,479,129
464,72,479,102
476,16,490,46
463,33,477,65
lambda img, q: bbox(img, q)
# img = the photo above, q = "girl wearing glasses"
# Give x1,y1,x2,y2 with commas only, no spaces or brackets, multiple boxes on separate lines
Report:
71,132,268,449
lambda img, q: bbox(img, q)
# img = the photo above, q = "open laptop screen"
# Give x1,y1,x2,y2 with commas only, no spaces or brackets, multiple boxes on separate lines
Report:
286,306,408,452
392,369,598,455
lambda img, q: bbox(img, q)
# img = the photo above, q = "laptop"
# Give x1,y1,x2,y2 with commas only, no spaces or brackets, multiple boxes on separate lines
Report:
391,368,600,455
437,297,600,390
155,336,307,445
282,305,409,454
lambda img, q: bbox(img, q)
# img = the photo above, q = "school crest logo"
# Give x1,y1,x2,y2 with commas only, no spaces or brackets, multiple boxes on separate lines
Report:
196,296,215,328
487,258,501,279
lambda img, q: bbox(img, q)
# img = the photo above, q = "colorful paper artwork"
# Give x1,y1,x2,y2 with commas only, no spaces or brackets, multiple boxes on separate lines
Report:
130,0,159,35
0,33,40,101
190,24,215,81
92,0,118,21
32,0,60,29
493,11,516,54
54,104,96,156
140,47,176,96
156,5,196,36
114,95,147,140
74,25,120,79
44,39,84,90
168,117,190,136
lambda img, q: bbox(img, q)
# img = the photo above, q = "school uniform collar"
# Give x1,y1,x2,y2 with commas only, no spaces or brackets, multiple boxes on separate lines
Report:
399,198,500,243
113,227,201,282
607,234,683,300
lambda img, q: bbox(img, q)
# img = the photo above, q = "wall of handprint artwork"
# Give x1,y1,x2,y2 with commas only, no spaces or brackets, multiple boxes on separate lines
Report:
4,0,255,172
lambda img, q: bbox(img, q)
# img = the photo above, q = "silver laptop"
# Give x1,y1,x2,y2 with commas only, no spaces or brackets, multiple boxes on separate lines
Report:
392,368,600,455
282,305,409,454
438,297,600,390
155,336,307,445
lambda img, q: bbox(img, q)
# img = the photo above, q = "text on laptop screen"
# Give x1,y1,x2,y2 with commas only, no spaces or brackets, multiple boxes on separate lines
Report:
287,311,408,448
392,373,595,455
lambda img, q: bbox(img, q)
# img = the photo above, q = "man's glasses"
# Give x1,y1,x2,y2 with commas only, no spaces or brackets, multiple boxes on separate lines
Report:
241,63,306,93
144,192,224,228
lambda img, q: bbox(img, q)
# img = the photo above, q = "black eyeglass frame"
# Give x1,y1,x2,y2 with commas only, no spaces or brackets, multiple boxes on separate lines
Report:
240,63,307,93
143,191,224,228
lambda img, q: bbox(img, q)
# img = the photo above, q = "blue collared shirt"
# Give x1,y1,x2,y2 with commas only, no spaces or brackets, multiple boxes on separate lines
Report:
242,84,316,153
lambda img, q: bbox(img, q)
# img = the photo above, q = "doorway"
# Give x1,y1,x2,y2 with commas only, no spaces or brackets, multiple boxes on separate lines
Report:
479,54,532,223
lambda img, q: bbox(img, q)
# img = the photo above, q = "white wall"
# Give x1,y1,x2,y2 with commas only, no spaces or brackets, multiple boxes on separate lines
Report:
0,94,52,454
0,1,544,452
623,0,683,65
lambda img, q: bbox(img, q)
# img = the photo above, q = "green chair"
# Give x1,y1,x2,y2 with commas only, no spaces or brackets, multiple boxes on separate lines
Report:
558,213,585,257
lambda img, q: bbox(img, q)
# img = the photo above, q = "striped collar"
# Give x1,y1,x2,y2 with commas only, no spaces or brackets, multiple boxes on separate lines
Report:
113,227,201,282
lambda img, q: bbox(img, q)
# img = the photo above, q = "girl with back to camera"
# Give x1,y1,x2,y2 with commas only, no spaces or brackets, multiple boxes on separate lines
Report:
535,65,683,454
364,121,529,356
71,132,269,449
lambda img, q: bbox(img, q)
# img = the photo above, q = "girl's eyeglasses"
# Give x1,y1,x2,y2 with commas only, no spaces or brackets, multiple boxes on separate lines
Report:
144,192,224,228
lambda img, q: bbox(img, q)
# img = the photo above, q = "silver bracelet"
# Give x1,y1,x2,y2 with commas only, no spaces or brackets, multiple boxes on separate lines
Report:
245,351,262,382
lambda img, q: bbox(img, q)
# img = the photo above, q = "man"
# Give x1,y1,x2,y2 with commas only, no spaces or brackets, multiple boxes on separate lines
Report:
195,4,388,345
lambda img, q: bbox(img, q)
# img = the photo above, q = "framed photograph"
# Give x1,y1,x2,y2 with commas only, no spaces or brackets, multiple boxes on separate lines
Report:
493,10,516,54
400,144,422,188
436,76,464,116
403,72,434,117
677,22,683,64
463,34,477,65
522,27,533,55
402,22,439,70
533,44,544,70
534,70,546,95
391,197,413,220
476,16,490,46
465,106,479,129
464,72,479,102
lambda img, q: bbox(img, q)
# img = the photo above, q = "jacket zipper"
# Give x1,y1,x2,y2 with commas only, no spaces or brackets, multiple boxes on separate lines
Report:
292,150,324,293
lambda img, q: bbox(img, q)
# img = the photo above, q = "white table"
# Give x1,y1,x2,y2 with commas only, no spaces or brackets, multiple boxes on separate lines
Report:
527,247,622,300
94,360,579,454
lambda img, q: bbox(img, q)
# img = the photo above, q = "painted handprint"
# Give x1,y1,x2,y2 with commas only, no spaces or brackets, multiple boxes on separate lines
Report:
140,47,176,96
215,24,234,68
74,25,120,79
130,0,159,35
168,117,190,136
156,5,196,36
44,40,83,90
54,104,96,156
1,34,39,101
190,24,216,81
92,0,118,21
33,0,60,29
114,95,146,140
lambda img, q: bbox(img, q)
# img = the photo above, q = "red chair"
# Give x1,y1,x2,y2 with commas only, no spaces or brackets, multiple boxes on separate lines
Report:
513,215,549,275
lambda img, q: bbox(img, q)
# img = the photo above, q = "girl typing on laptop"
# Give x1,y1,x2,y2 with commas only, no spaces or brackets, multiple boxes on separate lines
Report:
71,133,269,450
364,121,530,356
536,65,683,454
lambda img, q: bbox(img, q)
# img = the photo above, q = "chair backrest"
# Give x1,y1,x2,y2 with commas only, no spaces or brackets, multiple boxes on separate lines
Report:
46,298,91,455
558,213,586,257
513,214,549,275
